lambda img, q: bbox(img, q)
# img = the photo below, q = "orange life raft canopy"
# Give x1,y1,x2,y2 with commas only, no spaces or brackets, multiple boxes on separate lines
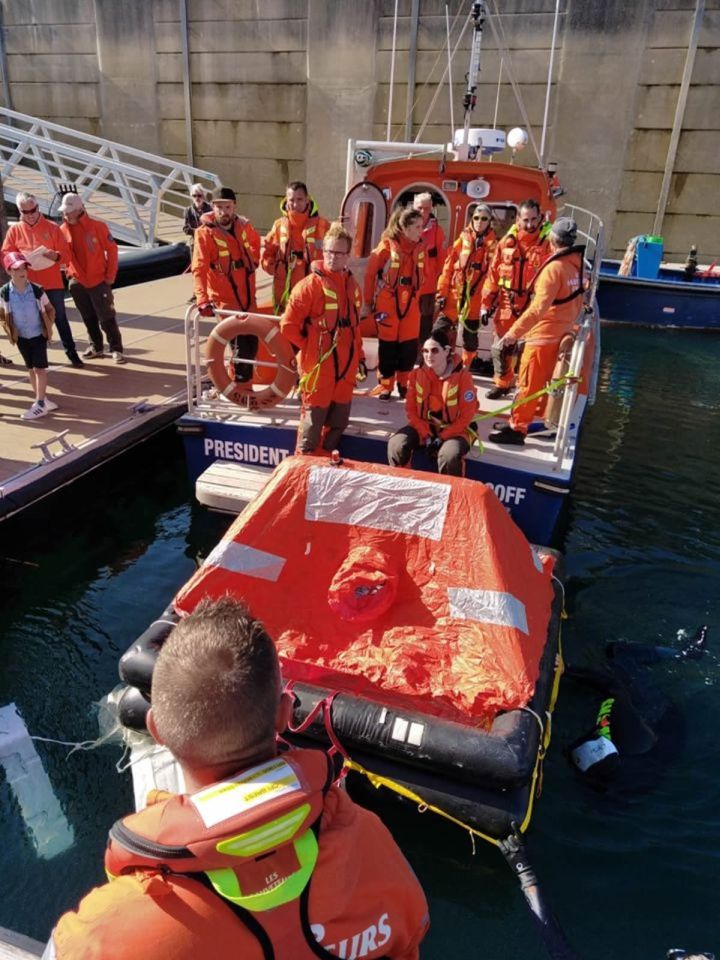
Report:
175,456,556,727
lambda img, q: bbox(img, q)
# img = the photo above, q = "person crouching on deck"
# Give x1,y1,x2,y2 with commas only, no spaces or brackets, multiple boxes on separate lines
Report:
362,207,425,401
388,328,479,477
44,597,430,960
435,203,497,367
192,186,261,384
280,222,364,456
488,217,585,447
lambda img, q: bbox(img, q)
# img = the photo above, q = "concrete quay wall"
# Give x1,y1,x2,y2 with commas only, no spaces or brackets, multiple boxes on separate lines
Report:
1,0,717,259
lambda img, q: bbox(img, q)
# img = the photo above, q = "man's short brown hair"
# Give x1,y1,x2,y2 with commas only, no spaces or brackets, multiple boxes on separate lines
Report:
323,221,352,253
151,597,281,766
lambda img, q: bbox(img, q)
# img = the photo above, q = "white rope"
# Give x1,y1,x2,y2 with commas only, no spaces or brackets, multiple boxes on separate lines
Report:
539,0,562,165
492,57,503,129
414,11,473,143
446,4,455,137
387,0,400,141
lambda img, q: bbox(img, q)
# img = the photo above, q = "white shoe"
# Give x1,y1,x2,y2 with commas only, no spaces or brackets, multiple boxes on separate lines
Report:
112,351,127,364
43,399,59,413
21,401,48,420
82,347,105,359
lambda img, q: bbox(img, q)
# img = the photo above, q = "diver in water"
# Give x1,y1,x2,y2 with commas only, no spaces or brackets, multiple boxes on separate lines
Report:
565,625,709,788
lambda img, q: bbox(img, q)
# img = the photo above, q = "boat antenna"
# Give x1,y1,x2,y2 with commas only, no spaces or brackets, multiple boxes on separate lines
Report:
445,4,456,137
460,2,486,148
539,0,562,167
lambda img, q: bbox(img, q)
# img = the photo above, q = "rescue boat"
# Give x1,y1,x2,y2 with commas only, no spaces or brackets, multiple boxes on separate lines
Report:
177,3,604,547
118,455,564,843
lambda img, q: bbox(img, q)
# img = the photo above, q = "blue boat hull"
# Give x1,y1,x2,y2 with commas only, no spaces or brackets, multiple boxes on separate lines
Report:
597,261,720,330
178,415,572,546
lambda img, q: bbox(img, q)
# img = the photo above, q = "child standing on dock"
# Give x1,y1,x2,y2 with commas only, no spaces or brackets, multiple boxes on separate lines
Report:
0,252,58,420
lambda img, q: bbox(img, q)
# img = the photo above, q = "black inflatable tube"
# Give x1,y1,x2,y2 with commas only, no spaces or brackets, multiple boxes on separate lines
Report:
118,605,179,692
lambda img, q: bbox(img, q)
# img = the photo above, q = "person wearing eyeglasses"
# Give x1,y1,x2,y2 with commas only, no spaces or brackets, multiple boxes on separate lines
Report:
2,191,84,368
435,204,497,368
182,184,211,244
480,198,551,400
388,328,478,476
262,181,330,313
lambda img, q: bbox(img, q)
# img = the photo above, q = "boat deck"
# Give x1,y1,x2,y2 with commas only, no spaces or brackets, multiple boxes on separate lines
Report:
0,274,196,521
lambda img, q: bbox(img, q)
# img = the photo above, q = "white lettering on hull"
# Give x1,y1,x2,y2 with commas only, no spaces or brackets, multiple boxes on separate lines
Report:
203,437,290,466
485,482,527,506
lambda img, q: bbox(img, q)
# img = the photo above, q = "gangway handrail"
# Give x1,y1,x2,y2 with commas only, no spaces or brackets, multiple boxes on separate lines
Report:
0,107,221,247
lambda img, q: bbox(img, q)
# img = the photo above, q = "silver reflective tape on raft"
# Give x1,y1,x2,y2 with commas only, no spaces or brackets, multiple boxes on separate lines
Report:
210,330,230,346
306,466,449,541
270,381,285,395
447,587,529,635
205,540,286,582
265,327,277,344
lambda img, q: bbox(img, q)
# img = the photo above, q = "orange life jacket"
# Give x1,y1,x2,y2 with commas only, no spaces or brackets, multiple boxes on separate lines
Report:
304,262,362,386
199,215,257,310
525,244,587,306
495,225,551,316
453,227,496,318
106,749,348,959
276,199,324,268
412,363,478,443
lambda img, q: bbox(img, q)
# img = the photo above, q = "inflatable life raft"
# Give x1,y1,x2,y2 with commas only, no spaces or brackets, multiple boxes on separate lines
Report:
118,456,564,842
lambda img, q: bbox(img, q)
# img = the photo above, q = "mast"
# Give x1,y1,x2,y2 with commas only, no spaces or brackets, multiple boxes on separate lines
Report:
461,2,486,145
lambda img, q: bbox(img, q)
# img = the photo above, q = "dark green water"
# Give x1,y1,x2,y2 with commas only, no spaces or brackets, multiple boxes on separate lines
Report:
1,326,719,959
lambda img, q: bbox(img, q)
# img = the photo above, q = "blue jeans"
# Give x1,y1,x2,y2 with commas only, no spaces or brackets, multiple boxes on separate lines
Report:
45,287,77,356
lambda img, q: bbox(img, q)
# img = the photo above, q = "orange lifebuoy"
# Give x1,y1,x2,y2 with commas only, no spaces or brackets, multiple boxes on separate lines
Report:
205,312,296,410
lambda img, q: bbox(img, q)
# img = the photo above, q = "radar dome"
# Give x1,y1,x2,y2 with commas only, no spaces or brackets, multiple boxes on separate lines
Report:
507,128,528,152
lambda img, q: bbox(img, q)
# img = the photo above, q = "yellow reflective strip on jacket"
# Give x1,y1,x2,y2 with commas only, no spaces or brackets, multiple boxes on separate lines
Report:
540,220,553,240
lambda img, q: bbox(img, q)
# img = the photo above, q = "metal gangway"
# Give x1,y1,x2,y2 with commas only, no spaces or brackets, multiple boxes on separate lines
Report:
0,107,221,247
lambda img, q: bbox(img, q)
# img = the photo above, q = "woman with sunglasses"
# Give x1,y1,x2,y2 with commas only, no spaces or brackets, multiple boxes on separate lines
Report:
182,184,211,244
435,203,497,368
387,328,478,476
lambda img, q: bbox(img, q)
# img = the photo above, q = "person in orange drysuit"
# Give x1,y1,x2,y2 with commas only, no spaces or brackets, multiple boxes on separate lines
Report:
2,191,83,367
45,597,429,960
435,204,497,367
412,192,446,348
262,180,330,313
362,207,425,400
480,198,551,399
192,186,261,383
281,222,364,455
388,327,479,476
488,217,585,446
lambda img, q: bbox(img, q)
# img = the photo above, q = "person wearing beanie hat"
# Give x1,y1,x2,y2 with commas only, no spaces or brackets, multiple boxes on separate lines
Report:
1,191,84,367
488,216,585,446
192,186,261,383
261,181,330,313
59,193,125,363
480,199,552,400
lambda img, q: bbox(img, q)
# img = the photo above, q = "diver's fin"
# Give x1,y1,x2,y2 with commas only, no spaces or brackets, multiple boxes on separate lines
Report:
678,624,708,660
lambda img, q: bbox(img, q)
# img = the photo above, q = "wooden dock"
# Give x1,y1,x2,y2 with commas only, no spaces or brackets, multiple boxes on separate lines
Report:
0,273,198,522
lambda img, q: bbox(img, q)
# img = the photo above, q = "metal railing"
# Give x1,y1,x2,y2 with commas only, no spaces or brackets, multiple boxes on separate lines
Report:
0,107,221,247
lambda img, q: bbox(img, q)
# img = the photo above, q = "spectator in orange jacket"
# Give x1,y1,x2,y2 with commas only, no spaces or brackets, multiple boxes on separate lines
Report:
262,181,330,313
192,186,261,383
480,199,551,399
488,217,585,446
2,191,83,367
59,193,125,364
388,327,479,476
435,204,497,367
45,597,429,960
280,222,364,455
362,207,425,400
413,192,446,348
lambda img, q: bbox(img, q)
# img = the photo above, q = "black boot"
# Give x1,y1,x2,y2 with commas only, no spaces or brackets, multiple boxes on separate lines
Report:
488,425,525,446
485,385,510,400
67,350,84,368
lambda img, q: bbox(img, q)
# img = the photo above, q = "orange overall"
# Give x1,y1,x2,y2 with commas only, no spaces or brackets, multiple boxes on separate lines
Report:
281,263,363,453
481,225,551,388
437,226,497,361
262,199,329,312
507,247,585,434
364,235,425,391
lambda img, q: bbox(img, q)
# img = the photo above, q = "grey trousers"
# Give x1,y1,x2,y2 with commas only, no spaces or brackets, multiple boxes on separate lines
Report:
387,424,469,476
69,280,123,353
298,402,351,454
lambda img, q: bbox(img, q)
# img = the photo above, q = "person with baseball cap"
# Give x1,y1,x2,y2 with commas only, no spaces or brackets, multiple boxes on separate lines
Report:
192,186,261,383
488,216,586,446
59,192,125,364
2,191,83,367
0,251,60,419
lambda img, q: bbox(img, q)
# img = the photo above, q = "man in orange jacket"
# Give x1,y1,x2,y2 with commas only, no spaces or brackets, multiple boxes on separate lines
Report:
388,328,478,476
59,193,125,363
262,181,330,313
480,199,551,399
45,596,429,960
488,217,585,446
193,186,261,383
281,222,364,455
413,192,446,349
2,191,83,367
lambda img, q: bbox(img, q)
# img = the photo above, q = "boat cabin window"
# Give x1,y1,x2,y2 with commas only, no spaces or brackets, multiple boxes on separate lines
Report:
467,203,517,240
